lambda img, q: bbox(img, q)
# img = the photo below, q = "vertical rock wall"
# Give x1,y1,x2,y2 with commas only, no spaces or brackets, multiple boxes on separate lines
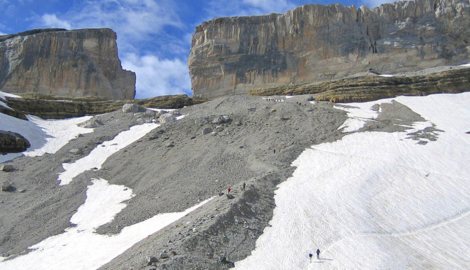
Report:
0,28,135,100
189,0,470,98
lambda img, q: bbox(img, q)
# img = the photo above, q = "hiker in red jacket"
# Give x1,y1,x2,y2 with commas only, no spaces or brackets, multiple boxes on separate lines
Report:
228,187,231,193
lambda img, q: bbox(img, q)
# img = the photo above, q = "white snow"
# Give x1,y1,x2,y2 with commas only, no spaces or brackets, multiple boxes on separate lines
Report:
379,74,394,77
334,101,390,132
460,63,470,67
0,90,20,109
0,178,211,270
0,113,92,163
235,92,470,269
58,122,158,185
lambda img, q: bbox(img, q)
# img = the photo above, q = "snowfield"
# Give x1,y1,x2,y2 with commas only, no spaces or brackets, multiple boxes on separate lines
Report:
235,92,470,269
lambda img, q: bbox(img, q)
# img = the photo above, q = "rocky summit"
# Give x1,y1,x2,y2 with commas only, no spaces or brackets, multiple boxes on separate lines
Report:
0,28,135,100
189,0,470,99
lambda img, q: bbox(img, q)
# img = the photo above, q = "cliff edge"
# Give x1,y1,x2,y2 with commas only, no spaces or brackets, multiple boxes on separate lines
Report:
0,28,135,100
189,0,470,98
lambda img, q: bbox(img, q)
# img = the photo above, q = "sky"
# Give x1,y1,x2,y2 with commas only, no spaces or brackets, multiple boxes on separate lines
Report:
0,0,396,99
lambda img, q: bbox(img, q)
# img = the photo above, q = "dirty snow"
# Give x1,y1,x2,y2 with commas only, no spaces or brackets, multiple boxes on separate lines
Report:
235,92,470,269
0,178,210,270
58,122,158,185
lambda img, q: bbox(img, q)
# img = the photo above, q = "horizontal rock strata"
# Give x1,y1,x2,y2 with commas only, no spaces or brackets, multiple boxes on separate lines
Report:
250,67,470,102
189,0,470,98
0,28,135,100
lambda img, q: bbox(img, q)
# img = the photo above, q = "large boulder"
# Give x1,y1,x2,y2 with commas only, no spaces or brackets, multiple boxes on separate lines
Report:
0,131,30,154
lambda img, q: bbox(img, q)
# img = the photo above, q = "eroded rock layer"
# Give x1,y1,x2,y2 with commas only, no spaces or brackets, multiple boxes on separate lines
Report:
189,0,470,98
0,28,135,100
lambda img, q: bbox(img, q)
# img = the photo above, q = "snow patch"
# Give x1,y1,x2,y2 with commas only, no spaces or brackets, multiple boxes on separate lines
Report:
0,178,211,270
235,92,470,269
0,113,92,163
58,122,158,185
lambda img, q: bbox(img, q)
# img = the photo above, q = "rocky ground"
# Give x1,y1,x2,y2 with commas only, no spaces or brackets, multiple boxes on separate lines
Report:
0,92,447,269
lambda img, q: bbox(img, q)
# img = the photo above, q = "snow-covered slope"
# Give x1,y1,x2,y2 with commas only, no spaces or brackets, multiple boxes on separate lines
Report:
235,93,470,269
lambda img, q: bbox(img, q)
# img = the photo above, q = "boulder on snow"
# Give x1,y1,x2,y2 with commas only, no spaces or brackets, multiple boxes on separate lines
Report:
160,252,170,259
122,104,146,113
0,130,30,153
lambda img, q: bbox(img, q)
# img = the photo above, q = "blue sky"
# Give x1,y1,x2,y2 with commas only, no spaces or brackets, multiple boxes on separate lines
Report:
0,0,394,99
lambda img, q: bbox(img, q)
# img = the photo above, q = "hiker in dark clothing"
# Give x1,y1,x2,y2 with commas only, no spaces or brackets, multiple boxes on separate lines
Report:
309,253,313,262
242,182,246,190
316,249,320,259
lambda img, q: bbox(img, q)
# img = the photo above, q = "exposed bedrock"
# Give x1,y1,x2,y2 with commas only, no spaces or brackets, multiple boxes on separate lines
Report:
189,0,470,98
0,28,135,100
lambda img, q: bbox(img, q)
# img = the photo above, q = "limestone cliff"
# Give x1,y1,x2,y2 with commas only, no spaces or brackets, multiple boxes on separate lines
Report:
189,0,470,98
0,28,135,100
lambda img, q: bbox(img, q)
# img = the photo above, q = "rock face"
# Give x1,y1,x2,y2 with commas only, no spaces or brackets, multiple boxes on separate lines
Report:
189,0,470,98
0,130,30,154
0,28,135,100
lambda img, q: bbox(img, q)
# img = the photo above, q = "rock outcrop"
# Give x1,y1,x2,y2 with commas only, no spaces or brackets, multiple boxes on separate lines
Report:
0,28,135,100
2,94,206,119
0,130,30,154
250,66,470,102
189,0,470,98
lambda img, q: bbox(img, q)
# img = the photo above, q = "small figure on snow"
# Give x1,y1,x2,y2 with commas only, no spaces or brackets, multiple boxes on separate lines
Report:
316,249,321,259
309,253,313,263
242,182,246,190
228,187,232,193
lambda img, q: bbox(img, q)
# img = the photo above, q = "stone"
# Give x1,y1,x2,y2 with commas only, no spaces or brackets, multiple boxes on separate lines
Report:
122,104,146,113
0,28,135,100
79,118,103,128
69,148,82,155
0,165,14,172
189,0,470,99
202,127,213,135
159,114,176,124
147,256,159,265
160,252,170,259
2,181,14,192
0,131,30,153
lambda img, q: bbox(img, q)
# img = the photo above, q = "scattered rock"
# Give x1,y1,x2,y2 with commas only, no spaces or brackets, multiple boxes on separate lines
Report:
202,128,212,135
147,256,159,265
69,148,82,155
159,114,176,124
79,118,103,128
226,194,235,199
122,104,146,113
2,181,15,192
1,164,15,172
160,252,170,259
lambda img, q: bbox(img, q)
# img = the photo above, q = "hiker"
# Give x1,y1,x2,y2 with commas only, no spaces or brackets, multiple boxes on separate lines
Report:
316,249,320,259
242,182,246,190
228,187,231,193
309,253,313,263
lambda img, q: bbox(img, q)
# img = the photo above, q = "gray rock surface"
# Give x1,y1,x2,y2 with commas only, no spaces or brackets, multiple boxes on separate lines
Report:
189,0,470,98
0,28,135,100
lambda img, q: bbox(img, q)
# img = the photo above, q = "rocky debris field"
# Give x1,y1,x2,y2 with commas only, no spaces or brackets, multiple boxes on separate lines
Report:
1,93,436,269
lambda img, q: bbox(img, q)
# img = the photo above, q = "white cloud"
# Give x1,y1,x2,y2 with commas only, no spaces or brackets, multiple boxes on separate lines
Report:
242,0,296,13
121,53,191,99
41,14,72,29
361,0,397,8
